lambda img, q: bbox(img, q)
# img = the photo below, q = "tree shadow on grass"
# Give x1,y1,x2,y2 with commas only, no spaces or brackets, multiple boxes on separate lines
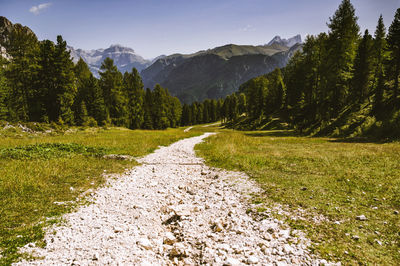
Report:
244,130,297,138
328,137,395,144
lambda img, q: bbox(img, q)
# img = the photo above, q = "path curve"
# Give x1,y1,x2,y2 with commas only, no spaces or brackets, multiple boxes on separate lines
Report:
16,133,334,265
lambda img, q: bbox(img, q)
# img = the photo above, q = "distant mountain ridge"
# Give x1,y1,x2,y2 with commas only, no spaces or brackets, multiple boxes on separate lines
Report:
141,36,302,103
68,44,152,77
1,16,303,104
267,34,302,47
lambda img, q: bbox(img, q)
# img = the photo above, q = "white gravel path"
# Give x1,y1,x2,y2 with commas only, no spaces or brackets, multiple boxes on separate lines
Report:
15,133,337,266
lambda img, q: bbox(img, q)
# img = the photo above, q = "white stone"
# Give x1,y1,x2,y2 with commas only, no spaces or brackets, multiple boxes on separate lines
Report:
247,256,259,264
163,232,176,245
225,257,241,265
356,215,367,221
137,238,152,250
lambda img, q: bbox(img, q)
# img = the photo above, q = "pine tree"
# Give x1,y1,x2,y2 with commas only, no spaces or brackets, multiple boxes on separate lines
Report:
229,94,239,121
88,75,108,124
99,57,126,126
54,36,76,124
352,29,374,102
143,88,154,129
202,100,210,123
76,100,88,125
191,103,198,125
181,103,191,126
210,99,217,121
387,8,400,100
123,68,145,129
326,0,360,115
372,15,387,111
0,56,9,120
169,96,182,127
5,24,39,121
196,102,204,124
152,84,169,129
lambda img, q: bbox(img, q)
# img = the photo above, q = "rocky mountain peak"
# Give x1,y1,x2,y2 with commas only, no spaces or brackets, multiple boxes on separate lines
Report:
68,44,152,77
267,34,302,47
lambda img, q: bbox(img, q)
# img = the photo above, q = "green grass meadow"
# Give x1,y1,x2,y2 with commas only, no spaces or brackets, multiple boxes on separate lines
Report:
1,123,399,265
0,126,201,265
196,129,400,264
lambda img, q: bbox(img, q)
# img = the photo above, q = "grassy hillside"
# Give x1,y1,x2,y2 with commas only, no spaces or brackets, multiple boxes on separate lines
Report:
0,124,201,265
196,130,400,264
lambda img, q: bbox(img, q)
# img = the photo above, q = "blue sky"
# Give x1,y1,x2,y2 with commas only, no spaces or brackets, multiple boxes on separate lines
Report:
1,0,399,58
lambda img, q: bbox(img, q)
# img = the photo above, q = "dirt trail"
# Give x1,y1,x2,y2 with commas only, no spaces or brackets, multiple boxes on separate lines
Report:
16,133,336,265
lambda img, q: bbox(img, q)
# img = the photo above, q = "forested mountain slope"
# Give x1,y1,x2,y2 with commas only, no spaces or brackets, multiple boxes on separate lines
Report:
141,41,302,103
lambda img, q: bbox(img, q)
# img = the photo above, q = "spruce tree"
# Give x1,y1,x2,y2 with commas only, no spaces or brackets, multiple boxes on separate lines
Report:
181,103,191,126
326,0,360,115
0,57,9,120
196,102,204,124
210,99,217,122
99,57,126,126
387,8,400,100
352,29,374,102
191,103,198,125
169,96,182,127
5,24,39,121
53,35,76,124
372,15,387,111
123,68,145,129
143,88,154,129
152,84,169,129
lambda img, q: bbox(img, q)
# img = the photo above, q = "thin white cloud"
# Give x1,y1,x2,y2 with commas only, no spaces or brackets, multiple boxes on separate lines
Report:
239,25,256,32
29,3,52,15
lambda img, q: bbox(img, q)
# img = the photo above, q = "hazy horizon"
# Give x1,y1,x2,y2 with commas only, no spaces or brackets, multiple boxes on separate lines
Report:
1,0,399,59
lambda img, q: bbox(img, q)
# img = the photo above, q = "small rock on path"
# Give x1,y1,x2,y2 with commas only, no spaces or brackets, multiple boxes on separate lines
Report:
15,133,338,265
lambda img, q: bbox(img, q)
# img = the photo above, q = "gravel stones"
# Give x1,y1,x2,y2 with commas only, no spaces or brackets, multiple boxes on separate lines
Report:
356,215,367,221
15,133,338,265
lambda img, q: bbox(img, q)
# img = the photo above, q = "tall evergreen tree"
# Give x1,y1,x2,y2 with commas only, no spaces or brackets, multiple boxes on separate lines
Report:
191,103,198,125
326,0,360,115
0,56,8,120
238,93,247,115
52,35,76,124
387,8,400,100
152,84,169,129
168,96,182,127
210,99,218,121
372,15,387,110
5,24,39,121
181,103,191,126
123,68,145,129
143,88,154,129
352,29,374,102
99,57,126,126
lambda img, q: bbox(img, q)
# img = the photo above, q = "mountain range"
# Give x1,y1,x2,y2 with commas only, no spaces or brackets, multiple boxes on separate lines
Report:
141,39,302,103
1,16,302,104
67,45,153,76
267,34,302,47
